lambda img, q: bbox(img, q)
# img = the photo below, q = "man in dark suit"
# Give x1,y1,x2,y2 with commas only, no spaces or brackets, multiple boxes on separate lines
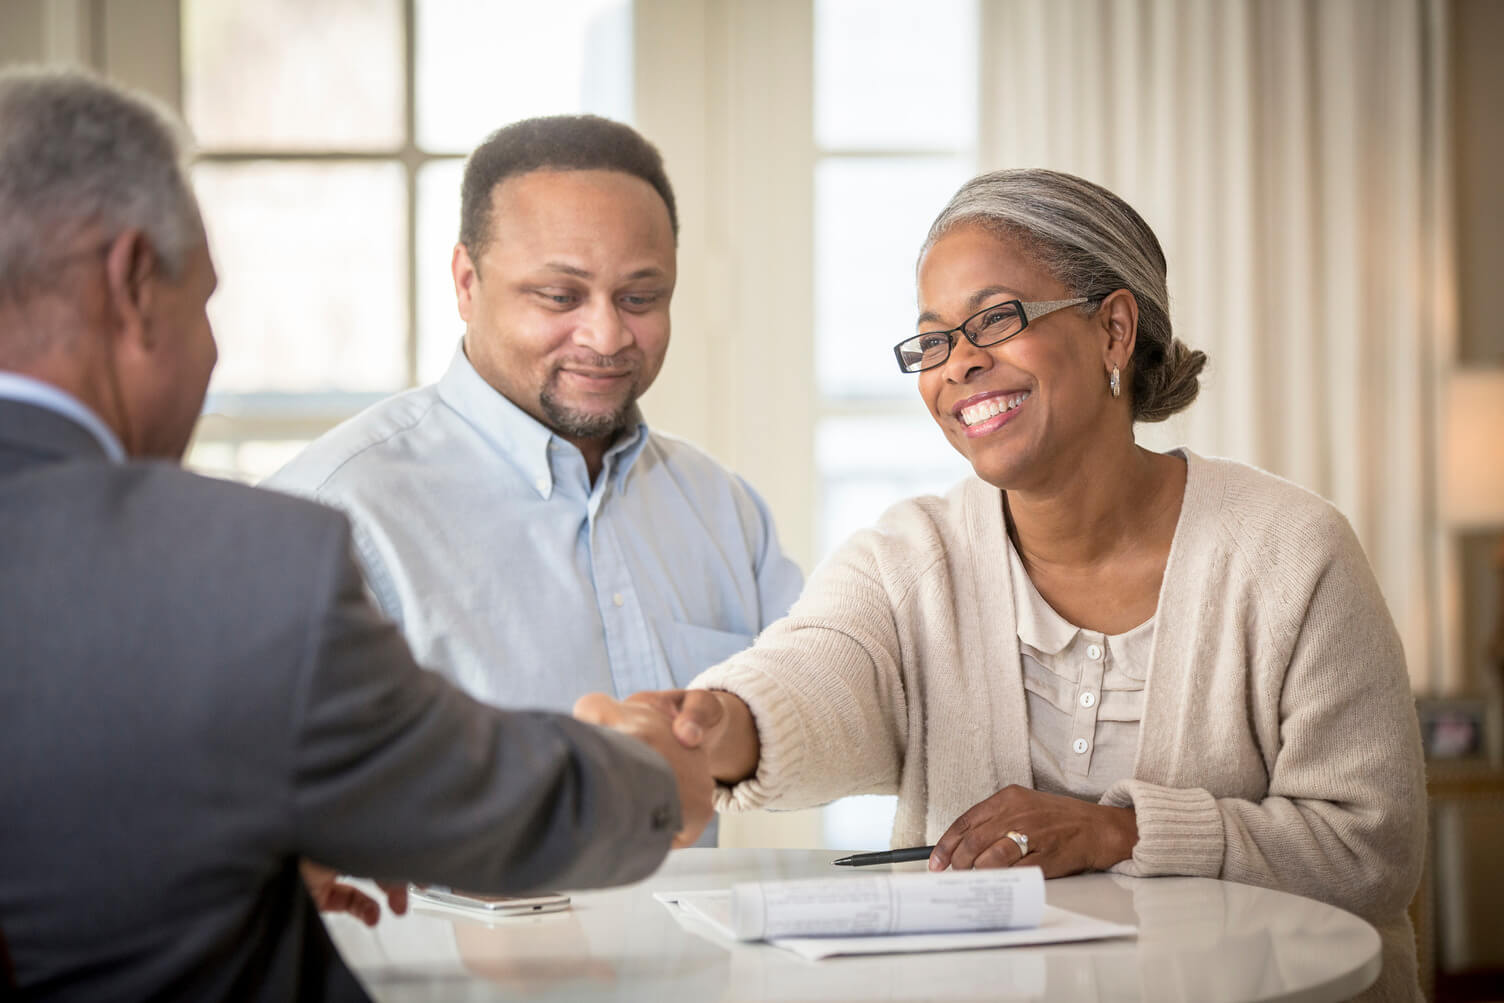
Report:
0,67,712,1002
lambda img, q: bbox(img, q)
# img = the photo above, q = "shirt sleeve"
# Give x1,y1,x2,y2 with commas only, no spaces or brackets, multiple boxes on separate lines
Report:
288,523,682,894
1100,523,1427,925
737,476,805,629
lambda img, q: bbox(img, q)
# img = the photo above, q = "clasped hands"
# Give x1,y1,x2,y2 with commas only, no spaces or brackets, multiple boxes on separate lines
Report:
576,688,1138,877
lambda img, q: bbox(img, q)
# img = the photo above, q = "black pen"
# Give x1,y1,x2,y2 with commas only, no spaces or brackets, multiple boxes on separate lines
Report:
832,845,936,866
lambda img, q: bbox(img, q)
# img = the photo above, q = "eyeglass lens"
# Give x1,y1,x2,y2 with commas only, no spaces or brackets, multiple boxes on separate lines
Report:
897,301,1024,372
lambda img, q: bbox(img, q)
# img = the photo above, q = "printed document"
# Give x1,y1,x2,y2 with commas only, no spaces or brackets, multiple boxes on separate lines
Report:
655,868,1136,960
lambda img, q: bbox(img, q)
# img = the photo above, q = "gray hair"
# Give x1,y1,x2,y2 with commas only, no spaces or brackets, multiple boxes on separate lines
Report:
922,169,1207,422
0,67,201,305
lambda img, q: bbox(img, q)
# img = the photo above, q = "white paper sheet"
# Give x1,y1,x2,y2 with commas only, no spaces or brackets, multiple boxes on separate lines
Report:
655,888,1136,961
727,868,1045,939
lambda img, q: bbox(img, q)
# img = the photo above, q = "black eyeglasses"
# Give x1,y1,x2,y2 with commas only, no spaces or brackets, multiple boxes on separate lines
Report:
892,297,1090,373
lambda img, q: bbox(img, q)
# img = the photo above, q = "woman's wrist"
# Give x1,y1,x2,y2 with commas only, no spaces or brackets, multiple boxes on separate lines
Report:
1094,805,1139,870
710,691,760,784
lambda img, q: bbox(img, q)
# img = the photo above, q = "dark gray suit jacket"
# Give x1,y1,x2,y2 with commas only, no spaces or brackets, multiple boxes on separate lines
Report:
0,399,681,1001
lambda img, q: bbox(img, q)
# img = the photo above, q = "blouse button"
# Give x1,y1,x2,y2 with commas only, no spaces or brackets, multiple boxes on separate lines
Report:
1072,737,1089,755
1080,691,1096,709
1087,644,1103,661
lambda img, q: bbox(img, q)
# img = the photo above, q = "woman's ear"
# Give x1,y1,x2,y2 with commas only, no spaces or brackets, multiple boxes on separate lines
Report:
1098,287,1138,374
102,229,158,349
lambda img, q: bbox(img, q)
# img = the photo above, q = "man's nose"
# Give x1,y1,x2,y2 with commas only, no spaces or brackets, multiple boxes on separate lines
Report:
573,298,633,356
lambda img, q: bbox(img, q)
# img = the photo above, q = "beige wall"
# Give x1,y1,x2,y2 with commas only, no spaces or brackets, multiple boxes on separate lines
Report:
0,1,44,65
0,0,178,103
1453,0,1504,365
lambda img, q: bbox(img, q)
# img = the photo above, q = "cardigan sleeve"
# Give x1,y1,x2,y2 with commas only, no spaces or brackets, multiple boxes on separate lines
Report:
689,524,920,813
1101,518,1427,925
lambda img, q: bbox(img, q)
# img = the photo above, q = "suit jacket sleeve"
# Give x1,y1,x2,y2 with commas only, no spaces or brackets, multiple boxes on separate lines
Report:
287,521,681,893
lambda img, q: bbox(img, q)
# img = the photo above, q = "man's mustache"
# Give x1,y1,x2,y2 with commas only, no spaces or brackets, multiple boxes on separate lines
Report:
556,352,637,371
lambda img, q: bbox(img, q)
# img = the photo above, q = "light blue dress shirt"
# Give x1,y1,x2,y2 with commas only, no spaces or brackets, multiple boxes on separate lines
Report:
0,372,126,462
265,344,805,714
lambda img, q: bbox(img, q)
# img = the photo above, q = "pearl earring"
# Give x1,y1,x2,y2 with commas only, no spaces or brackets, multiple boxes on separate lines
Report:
1110,366,1121,399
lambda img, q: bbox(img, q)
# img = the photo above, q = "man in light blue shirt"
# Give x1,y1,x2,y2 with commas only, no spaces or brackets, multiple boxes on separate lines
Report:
267,115,803,719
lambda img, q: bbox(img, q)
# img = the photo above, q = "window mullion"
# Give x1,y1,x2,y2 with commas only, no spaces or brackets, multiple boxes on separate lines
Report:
402,0,419,387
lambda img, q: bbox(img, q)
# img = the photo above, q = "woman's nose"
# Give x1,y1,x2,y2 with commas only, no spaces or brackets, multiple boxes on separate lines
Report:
942,332,991,382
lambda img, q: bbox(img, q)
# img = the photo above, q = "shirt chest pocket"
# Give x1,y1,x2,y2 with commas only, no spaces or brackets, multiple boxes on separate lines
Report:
655,619,756,686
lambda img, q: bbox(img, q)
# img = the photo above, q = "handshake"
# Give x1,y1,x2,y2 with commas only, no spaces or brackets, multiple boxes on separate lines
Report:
573,688,761,849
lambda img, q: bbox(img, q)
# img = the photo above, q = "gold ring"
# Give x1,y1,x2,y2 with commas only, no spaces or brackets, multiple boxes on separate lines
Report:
1005,830,1030,857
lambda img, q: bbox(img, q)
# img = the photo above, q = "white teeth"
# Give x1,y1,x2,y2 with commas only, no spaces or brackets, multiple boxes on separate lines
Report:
960,392,1030,427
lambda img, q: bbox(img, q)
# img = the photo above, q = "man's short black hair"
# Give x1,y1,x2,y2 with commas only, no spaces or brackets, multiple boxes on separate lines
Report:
459,114,678,260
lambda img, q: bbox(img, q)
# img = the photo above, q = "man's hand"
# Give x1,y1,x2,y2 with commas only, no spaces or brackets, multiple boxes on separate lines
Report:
927,785,1138,877
572,693,715,848
300,860,409,926
621,688,760,783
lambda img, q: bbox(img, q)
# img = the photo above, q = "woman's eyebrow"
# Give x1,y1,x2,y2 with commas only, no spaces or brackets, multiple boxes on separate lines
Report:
916,285,1024,328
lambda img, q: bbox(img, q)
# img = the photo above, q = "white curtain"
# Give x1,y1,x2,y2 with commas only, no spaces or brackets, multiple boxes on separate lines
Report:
978,0,1450,690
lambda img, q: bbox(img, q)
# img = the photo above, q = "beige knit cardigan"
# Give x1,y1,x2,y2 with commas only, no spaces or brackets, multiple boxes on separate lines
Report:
693,449,1426,1002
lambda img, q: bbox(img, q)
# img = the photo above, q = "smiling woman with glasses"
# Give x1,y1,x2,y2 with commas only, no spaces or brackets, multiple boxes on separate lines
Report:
589,168,1427,1002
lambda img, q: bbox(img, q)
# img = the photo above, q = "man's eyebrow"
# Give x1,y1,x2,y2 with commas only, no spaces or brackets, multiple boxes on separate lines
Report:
915,286,1024,329
623,266,668,281
538,263,668,282
542,262,593,279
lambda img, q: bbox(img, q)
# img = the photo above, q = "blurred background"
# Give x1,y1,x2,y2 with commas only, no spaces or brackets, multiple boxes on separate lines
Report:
2,1,1501,998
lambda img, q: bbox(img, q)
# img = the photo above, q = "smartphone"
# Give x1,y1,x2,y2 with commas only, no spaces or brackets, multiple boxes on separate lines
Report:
408,885,571,916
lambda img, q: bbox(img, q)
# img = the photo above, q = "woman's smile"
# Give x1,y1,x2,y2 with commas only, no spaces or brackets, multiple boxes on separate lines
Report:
954,389,1031,437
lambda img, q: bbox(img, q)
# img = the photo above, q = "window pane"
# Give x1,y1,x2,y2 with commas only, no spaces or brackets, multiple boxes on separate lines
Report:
195,162,408,394
183,0,403,151
416,0,633,154
816,414,972,558
824,795,899,850
815,157,973,399
415,159,467,384
186,439,311,485
814,0,978,151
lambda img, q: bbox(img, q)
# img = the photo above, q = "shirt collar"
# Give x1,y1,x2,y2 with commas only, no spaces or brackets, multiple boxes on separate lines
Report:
1005,524,1080,656
434,341,651,498
602,409,649,495
0,371,126,463
1110,611,1158,669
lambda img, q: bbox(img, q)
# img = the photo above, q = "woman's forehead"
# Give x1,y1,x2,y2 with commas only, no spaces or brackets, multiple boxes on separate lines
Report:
917,226,1054,314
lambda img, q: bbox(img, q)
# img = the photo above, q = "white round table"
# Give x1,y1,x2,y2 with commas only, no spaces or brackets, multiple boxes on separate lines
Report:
327,848,1382,1002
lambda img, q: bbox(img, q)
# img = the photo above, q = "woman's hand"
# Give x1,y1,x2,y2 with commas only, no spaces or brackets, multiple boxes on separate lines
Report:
621,688,761,784
928,785,1138,877
572,693,715,848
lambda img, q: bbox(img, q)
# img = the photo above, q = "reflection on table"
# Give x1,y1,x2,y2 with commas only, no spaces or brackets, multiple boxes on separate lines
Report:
327,848,1381,1002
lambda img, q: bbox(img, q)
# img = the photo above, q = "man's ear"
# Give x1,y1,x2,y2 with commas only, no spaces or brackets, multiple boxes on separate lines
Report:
1097,288,1138,374
452,242,478,323
103,229,158,349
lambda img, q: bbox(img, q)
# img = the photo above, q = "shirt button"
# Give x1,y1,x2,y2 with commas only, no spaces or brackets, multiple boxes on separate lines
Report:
1072,737,1089,755
534,476,548,493
1087,644,1103,661
1080,691,1096,709
613,593,625,607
